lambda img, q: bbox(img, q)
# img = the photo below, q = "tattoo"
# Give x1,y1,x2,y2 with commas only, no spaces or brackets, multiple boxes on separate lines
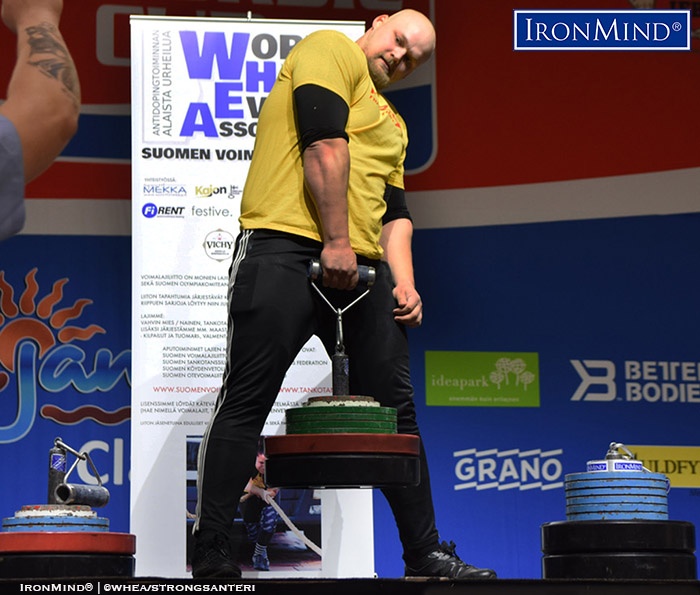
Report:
25,22,79,100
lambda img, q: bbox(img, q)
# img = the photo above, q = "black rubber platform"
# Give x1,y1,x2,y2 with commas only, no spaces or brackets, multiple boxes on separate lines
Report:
542,521,696,554
542,552,697,580
0,553,134,578
264,453,420,488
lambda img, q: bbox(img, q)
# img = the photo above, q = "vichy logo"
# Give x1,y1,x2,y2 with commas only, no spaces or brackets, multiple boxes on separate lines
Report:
571,359,700,403
203,229,235,262
453,447,564,491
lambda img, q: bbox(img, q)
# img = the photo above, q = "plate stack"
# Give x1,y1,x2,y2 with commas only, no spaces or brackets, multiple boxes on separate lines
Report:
541,443,697,579
264,396,420,489
285,398,397,435
0,504,135,578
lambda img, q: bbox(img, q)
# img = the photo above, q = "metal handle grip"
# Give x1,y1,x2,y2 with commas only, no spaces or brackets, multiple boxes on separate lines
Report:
308,258,376,288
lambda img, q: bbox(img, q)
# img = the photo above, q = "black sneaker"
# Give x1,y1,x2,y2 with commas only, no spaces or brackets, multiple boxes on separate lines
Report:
405,541,497,580
192,533,242,578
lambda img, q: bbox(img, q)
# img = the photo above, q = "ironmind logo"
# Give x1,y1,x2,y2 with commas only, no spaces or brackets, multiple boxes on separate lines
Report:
514,9,691,50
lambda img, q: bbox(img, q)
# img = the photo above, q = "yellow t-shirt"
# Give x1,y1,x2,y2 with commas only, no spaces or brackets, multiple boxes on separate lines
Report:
238,30,407,260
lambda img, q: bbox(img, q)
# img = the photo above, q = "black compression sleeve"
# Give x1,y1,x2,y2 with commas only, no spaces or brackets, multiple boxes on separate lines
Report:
382,184,413,224
294,84,350,152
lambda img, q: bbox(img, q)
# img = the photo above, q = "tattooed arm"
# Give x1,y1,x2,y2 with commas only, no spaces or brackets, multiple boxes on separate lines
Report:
0,0,80,182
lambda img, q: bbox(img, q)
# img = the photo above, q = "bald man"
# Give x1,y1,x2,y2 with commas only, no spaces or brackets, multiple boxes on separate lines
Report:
192,10,496,580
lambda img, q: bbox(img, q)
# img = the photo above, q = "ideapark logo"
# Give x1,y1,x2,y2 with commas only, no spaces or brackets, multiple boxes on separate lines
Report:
0,269,131,444
425,351,540,407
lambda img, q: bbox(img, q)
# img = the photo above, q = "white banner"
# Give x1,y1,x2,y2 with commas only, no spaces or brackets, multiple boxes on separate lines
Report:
130,15,370,578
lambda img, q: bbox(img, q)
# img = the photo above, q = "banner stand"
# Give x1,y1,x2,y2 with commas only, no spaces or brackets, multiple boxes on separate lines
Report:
130,15,372,578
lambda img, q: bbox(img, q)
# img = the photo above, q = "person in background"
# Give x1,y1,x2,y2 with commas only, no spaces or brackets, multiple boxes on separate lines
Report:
0,0,80,241
238,451,281,571
192,9,497,580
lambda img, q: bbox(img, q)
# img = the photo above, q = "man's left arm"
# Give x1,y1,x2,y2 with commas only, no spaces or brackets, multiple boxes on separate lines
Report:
380,214,423,328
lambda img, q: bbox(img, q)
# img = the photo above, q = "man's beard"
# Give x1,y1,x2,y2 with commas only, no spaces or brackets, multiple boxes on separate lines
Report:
367,58,390,90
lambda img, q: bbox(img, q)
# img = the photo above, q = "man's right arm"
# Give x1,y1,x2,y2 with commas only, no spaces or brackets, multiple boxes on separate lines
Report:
295,83,358,289
0,0,80,182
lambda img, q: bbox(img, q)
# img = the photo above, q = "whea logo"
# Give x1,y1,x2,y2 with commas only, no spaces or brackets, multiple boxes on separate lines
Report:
453,447,564,491
571,359,700,403
0,270,131,444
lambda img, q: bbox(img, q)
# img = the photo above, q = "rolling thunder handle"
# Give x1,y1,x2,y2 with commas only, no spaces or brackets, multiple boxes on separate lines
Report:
307,259,376,397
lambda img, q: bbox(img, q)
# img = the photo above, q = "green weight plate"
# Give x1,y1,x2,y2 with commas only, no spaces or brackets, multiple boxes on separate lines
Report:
286,406,396,417
288,419,396,429
286,412,397,423
287,426,396,434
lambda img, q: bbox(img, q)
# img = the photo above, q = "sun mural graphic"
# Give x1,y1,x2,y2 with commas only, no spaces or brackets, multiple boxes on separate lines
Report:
0,268,130,438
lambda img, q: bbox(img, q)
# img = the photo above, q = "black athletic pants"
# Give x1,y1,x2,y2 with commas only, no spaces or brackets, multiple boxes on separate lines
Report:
195,229,440,560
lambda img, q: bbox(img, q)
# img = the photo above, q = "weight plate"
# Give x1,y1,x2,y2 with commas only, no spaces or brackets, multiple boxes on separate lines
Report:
288,426,395,434
565,486,669,497
306,396,376,405
13,505,95,517
541,520,696,554
566,502,668,514
0,532,136,554
287,420,396,433
264,433,420,456
286,412,397,423
542,552,697,579
2,515,109,532
566,495,668,506
0,553,134,579
567,511,668,521
286,405,396,418
566,471,669,482
566,479,669,490
264,453,420,488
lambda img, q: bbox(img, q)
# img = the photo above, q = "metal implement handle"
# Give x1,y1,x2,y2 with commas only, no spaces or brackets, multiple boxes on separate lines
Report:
307,259,374,397
307,258,376,288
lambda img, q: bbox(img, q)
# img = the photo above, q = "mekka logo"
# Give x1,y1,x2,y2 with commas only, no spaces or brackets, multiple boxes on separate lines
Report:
453,447,564,492
514,9,691,50
143,184,187,197
571,359,700,403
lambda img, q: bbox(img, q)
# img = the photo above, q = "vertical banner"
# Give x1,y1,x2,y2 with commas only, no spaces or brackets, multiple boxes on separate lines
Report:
130,15,368,578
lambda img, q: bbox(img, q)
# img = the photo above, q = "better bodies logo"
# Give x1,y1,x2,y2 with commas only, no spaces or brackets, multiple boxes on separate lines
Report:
0,269,131,444
426,351,540,407
571,359,700,403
